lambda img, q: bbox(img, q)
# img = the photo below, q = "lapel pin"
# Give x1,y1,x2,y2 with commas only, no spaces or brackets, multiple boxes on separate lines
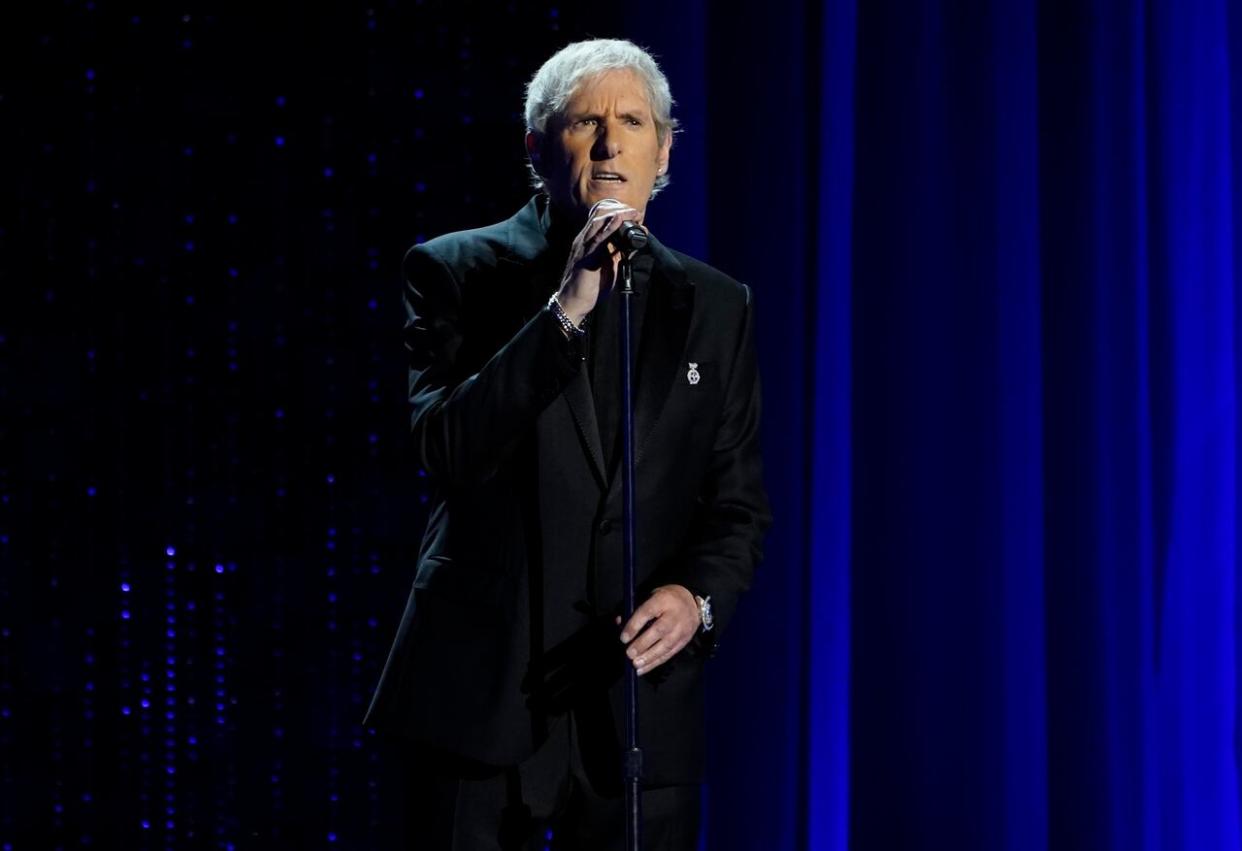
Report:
687,362,700,386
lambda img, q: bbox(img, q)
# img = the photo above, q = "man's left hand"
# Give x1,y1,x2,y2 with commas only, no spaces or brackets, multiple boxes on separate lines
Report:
617,585,701,676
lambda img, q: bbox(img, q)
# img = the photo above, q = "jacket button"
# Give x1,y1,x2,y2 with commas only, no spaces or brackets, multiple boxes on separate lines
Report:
598,519,615,535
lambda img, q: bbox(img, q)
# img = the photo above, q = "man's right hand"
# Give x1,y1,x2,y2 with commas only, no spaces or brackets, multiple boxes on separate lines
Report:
554,199,643,327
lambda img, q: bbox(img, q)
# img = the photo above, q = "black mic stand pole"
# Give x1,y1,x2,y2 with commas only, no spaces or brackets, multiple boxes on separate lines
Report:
618,246,642,851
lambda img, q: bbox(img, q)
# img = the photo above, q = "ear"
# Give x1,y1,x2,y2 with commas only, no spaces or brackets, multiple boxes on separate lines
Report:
524,130,541,165
656,131,672,174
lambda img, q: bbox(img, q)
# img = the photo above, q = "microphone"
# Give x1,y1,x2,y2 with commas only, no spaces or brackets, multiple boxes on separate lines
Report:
609,220,649,253
591,198,649,253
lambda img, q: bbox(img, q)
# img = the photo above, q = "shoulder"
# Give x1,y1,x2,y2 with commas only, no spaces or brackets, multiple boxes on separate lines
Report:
402,219,515,283
665,247,753,313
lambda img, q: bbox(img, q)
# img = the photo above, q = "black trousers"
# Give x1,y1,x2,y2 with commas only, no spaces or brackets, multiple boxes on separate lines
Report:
400,714,701,850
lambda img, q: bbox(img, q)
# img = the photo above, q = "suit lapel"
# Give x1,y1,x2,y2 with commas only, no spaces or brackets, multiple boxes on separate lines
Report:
631,237,694,468
562,364,608,487
499,196,609,489
497,199,694,486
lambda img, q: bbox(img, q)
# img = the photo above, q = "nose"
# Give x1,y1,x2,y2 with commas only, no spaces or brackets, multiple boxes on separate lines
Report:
591,121,620,159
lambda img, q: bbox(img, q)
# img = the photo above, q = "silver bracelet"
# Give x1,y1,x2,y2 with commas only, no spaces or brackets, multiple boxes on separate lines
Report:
547,293,587,339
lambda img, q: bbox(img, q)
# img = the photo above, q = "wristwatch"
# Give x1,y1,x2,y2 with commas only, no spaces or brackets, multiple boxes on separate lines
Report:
694,595,714,632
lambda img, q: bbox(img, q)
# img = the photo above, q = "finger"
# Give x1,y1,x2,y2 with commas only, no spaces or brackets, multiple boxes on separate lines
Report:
620,601,663,644
588,197,635,218
587,198,623,219
637,636,691,675
638,627,696,674
584,214,628,255
632,637,669,672
627,591,677,635
589,208,639,228
626,619,666,659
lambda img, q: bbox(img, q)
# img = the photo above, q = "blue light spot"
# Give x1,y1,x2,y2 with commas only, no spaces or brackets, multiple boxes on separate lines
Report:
326,474,335,484
141,699,150,709
274,136,285,147
121,610,131,620
227,213,238,224
275,95,286,107
86,68,96,81
323,167,333,177
87,486,97,496
274,408,284,419
228,267,239,278
121,582,130,592
165,546,176,557
414,88,424,99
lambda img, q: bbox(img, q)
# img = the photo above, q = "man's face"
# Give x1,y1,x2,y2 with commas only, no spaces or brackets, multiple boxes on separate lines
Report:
529,69,672,222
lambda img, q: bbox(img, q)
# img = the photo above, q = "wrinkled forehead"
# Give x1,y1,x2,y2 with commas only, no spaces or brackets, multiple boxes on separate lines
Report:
561,69,653,117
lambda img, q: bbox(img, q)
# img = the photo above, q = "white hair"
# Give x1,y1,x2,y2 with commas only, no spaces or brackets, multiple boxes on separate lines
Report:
523,38,679,197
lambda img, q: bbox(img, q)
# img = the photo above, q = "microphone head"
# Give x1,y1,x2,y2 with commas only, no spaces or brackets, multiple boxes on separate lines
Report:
612,220,649,252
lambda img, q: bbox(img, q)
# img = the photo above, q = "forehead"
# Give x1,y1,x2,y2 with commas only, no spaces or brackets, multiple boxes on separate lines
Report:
564,69,652,113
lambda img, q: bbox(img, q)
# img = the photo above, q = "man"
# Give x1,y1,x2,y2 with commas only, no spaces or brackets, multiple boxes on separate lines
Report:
363,38,770,850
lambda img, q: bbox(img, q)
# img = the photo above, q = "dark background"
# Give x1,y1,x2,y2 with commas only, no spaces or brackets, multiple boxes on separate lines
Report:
4,1,1242,849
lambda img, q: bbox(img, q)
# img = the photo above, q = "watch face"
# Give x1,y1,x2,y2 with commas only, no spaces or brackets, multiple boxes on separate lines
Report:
698,596,714,631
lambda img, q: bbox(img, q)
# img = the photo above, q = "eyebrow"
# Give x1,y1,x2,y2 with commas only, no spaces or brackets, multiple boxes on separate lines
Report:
567,109,650,123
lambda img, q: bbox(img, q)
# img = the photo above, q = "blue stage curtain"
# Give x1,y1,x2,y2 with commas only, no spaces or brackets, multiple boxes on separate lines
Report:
632,0,1240,847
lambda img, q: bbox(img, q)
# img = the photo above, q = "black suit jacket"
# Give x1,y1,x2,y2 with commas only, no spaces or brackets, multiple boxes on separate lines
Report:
362,196,770,786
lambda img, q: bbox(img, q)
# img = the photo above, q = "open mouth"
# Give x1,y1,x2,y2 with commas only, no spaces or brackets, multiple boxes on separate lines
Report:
591,172,626,182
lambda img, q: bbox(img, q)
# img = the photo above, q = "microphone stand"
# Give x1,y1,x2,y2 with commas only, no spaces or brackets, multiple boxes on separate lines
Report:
618,247,642,851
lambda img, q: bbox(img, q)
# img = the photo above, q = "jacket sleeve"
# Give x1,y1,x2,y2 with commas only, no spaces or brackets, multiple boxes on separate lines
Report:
670,284,772,657
403,242,582,489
